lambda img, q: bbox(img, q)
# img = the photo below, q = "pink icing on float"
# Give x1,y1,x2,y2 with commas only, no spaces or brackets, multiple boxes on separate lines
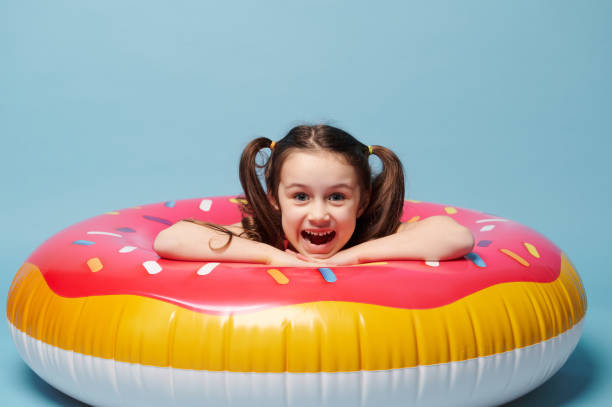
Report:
29,197,561,314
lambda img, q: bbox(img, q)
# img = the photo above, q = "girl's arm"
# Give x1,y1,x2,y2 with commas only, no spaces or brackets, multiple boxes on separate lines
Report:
154,221,316,267
325,215,474,265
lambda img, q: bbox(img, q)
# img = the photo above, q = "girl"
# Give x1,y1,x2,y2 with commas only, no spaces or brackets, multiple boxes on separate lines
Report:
154,124,474,266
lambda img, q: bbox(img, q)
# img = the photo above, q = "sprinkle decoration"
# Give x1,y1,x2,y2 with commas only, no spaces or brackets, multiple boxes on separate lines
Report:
143,260,163,275
351,262,388,267
197,263,220,276
116,227,136,233
405,199,421,203
480,225,495,232
476,218,509,223
118,246,137,253
267,269,289,285
425,261,440,267
229,198,248,205
143,215,172,225
199,199,213,211
407,216,420,223
499,249,530,267
477,240,492,247
87,231,122,238
87,257,103,273
445,207,458,215
164,201,176,208
523,242,540,258
104,211,119,215
465,252,486,268
73,240,95,246
318,268,337,283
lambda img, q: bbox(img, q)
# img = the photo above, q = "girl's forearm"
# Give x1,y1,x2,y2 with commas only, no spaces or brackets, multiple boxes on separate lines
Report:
346,216,474,263
154,221,275,263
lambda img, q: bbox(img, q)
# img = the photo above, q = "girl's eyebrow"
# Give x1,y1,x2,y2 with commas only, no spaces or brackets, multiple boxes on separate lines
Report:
285,183,354,189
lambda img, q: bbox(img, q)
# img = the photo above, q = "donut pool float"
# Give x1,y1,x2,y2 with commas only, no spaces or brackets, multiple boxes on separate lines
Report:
7,196,586,406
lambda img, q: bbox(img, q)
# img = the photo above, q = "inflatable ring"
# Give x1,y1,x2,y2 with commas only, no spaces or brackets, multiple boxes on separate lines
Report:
7,196,586,406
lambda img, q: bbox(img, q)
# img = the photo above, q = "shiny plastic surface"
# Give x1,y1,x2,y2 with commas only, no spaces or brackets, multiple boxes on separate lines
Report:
6,196,588,406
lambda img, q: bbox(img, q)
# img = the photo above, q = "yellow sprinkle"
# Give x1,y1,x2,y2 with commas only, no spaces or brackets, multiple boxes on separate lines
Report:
499,249,530,267
267,269,289,285
405,199,421,204
445,207,458,215
130,206,142,209
229,198,248,205
351,262,388,267
87,257,103,273
407,216,420,223
104,211,119,215
524,242,540,258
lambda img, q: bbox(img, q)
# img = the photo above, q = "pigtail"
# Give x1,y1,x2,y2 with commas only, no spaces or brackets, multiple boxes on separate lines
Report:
238,137,284,249
354,145,404,243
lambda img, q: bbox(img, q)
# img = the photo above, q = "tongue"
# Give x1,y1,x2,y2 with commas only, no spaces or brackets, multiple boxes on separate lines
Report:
308,232,333,245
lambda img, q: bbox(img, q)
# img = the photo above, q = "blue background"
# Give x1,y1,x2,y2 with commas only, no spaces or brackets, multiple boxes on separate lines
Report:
1,1,610,405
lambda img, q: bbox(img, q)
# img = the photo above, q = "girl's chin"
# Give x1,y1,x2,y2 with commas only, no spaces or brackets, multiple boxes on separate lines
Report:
297,237,338,259
303,251,335,260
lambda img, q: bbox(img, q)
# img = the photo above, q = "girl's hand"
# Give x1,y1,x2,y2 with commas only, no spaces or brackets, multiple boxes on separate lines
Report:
286,249,360,266
321,249,360,266
266,248,321,267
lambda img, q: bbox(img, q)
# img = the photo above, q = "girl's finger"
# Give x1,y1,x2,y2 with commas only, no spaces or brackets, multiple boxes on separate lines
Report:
296,253,319,262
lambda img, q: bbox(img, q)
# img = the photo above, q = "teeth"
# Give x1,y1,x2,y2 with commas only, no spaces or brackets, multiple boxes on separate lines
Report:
301,230,336,245
305,231,332,236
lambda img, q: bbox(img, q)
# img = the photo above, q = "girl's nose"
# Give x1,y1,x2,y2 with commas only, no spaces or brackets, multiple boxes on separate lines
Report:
308,201,330,223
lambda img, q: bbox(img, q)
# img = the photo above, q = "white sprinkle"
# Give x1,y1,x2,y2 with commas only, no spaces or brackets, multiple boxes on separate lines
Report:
199,199,213,211
425,261,439,267
475,218,509,223
197,262,220,275
143,260,162,275
119,246,137,253
87,231,122,238
480,225,496,232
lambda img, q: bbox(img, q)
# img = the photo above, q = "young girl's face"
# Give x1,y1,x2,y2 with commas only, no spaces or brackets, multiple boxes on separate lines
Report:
276,150,363,259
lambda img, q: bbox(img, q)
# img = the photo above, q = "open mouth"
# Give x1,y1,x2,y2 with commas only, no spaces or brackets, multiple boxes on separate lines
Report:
301,230,336,245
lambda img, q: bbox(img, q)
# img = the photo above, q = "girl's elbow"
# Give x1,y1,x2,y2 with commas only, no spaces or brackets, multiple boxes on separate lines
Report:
153,229,179,257
431,216,474,260
453,225,475,257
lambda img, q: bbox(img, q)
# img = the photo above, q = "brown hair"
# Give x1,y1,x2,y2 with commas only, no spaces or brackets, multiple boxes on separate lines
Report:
237,124,405,250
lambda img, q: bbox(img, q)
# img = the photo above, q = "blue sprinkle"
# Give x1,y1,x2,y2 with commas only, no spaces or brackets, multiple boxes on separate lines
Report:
143,215,172,225
318,267,337,283
465,252,487,268
116,227,136,233
73,240,95,246
164,201,176,208
477,240,492,247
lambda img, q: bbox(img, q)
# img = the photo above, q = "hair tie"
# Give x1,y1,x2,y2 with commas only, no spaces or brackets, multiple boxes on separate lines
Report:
368,145,373,155
270,141,276,150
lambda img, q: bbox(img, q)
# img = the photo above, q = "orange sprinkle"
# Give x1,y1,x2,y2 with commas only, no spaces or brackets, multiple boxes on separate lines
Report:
407,216,420,223
351,262,388,267
445,207,458,215
523,242,540,258
267,269,289,285
87,257,103,273
229,198,248,205
499,249,530,267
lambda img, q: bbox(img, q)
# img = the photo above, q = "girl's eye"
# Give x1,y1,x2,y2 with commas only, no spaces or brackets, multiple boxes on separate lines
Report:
329,193,345,202
293,193,309,202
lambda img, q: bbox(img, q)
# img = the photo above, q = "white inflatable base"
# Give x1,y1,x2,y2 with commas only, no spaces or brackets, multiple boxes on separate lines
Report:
10,319,583,407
